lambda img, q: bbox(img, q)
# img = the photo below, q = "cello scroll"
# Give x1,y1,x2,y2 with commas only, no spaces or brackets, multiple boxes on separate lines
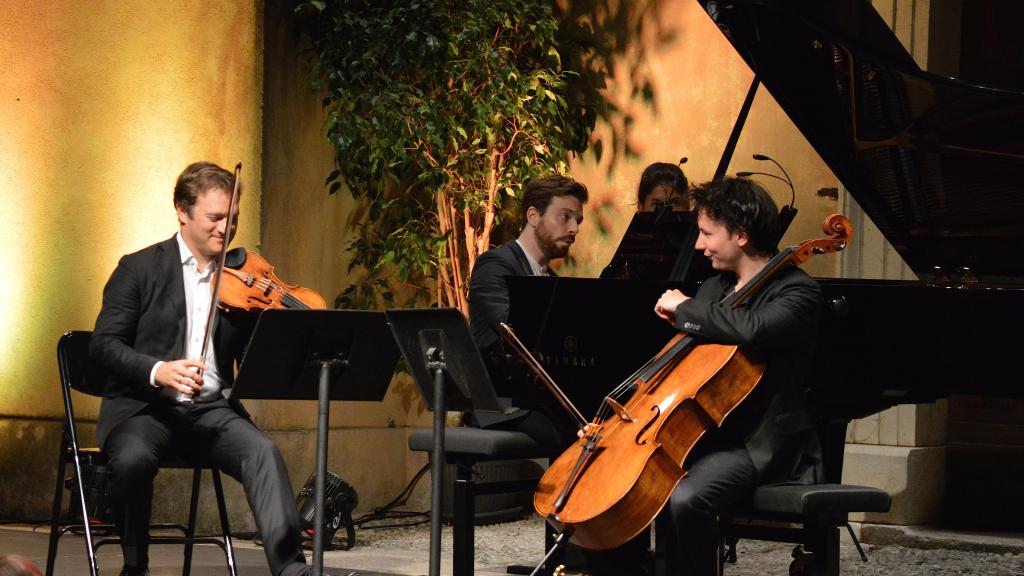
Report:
790,214,852,265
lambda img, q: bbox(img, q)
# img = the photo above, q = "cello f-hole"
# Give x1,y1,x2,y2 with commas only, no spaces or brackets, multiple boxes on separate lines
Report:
635,406,660,445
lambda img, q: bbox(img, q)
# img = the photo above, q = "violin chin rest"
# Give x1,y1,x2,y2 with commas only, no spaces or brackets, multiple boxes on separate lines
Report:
224,247,248,269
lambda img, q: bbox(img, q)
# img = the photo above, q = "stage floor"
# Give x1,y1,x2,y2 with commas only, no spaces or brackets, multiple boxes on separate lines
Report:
0,520,541,576
0,524,430,575
4,517,1021,576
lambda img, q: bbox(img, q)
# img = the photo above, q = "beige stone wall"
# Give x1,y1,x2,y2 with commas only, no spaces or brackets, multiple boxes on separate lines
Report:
0,0,264,526
258,0,432,513
839,0,949,526
0,1,263,419
565,0,844,281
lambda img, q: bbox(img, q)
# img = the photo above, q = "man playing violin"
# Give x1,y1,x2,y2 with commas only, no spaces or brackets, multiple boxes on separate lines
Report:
589,177,823,576
91,162,310,576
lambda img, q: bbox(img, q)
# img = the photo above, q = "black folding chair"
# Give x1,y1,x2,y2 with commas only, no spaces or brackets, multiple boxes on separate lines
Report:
45,331,237,576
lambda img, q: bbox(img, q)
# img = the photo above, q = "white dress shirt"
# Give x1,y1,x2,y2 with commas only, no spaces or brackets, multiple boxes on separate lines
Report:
516,239,549,276
150,232,223,402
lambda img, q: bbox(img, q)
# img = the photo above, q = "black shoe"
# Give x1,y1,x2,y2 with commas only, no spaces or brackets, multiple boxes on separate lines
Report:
118,567,149,576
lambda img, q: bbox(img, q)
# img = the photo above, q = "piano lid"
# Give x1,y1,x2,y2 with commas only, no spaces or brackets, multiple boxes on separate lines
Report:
699,0,1024,280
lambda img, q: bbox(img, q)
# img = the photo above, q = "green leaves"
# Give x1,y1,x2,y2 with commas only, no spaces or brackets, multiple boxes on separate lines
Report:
297,0,593,308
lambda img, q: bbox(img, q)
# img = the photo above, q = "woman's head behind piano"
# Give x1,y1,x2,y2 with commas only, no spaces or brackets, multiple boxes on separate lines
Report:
638,162,690,212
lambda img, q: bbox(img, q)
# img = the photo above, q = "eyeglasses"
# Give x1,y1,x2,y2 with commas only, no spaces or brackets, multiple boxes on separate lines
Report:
644,195,691,211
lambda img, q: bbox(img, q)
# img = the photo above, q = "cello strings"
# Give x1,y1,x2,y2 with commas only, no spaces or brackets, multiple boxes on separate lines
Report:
596,350,666,422
595,248,798,420
597,340,679,420
597,335,691,422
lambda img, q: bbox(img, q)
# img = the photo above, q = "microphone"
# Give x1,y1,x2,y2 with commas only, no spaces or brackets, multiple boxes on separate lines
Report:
678,157,689,166
738,152,798,241
736,170,789,188
736,171,798,237
778,204,798,240
750,154,795,208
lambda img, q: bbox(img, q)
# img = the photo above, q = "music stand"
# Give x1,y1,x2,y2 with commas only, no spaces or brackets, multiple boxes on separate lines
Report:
601,209,711,287
385,308,506,576
233,309,400,576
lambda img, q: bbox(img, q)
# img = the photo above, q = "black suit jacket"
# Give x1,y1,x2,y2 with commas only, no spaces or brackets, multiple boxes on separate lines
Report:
674,264,823,485
468,240,569,431
468,240,539,350
90,236,255,449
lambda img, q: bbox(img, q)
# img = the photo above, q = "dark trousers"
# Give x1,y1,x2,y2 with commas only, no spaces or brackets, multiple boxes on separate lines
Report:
468,405,576,452
103,398,307,576
584,437,757,576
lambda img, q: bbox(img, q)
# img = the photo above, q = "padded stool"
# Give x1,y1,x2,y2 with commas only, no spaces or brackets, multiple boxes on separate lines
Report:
719,483,891,576
409,427,555,576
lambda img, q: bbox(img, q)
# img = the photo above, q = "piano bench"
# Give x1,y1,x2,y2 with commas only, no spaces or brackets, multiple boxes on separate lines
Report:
718,483,891,576
408,427,555,576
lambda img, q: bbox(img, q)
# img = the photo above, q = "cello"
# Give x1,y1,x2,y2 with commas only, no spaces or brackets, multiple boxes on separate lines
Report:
531,213,852,551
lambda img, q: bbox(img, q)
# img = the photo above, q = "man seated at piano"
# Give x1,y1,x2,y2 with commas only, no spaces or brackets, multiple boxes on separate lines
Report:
589,176,824,576
467,174,589,450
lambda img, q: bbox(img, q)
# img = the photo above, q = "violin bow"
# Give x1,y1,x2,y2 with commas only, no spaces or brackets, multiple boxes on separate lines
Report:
191,162,242,399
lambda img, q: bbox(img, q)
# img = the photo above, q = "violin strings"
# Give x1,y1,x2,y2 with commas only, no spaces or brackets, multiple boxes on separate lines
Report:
280,292,309,309
236,275,311,310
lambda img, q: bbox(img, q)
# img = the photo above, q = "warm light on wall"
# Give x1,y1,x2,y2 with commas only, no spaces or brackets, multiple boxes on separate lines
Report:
0,1,261,419
0,156,28,380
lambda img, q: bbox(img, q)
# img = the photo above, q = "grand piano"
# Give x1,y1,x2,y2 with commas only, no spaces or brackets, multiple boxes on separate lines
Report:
508,0,1024,530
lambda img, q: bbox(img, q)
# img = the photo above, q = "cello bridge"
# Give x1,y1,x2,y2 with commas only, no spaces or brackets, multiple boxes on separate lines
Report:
604,397,636,422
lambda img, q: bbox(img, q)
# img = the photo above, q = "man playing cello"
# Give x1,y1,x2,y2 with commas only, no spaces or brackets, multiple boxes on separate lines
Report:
589,176,824,575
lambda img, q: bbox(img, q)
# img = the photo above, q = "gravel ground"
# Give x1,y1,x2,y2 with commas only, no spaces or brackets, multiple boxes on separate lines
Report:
348,514,1024,575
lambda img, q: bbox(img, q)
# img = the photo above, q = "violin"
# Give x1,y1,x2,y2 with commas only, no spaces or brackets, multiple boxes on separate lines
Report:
532,214,852,551
182,163,324,406
219,249,326,312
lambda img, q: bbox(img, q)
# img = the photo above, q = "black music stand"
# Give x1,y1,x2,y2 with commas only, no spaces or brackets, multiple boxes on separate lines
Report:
600,209,711,288
385,308,506,576
232,309,399,576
